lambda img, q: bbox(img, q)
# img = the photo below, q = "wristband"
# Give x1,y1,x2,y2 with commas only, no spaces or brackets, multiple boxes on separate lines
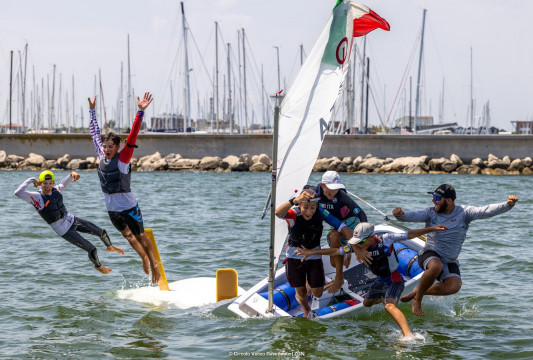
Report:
289,198,295,206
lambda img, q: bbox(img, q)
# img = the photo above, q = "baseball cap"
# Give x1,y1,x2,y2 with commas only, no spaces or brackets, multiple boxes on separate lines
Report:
39,170,55,182
427,184,456,200
321,171,345,190
348,222,375,245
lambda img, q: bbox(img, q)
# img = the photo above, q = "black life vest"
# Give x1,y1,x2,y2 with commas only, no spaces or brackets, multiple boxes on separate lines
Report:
367,235,399,277
287,208,323,249
38,188,67,224
98,153,131,194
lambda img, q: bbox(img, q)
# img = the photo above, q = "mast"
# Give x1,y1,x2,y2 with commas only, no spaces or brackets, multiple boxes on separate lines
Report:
51,64,56,130
267,94,282,313
359,37,367,133
120,62,124,132
227,43,232,134
409,76,412,130
215,21,220,133
364,58,370,134
242,28,249,134
470,46,474,134
181,2,191,130
439,77,444,124
9,51,13,132
72,75,75,133
414,9,427,134
127,35,132,122
261,64,265,131
22,43,28,130
300,44,304,66
274,46,281,91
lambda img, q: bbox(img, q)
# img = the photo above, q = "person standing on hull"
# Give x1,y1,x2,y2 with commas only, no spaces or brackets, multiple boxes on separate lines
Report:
392,184,519,316
316,171,369,294
88,93,161,284
15,170,124,274
275,187,350,318
297,222,448,337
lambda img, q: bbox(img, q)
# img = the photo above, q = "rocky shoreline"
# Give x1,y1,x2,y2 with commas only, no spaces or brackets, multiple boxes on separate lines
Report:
1,150,532,175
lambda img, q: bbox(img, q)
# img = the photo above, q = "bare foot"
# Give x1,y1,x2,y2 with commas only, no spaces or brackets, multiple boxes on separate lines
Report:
95,265,112,274
106,245,125,255
412,299,425,316
343,254,351,268
327,279,343,294
400,288,417,303
141,256,150,275
151,263,161,284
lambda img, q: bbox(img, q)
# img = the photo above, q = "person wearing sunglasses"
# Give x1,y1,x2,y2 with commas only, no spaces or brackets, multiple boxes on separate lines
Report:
392,184,519,317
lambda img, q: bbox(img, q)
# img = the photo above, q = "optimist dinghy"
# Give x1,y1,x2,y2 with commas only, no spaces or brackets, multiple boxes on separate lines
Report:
229,224,425,319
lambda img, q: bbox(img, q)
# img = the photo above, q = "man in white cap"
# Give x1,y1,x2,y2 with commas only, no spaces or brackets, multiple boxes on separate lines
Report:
298,222,448,336
315,171,368,293
392,184,519,316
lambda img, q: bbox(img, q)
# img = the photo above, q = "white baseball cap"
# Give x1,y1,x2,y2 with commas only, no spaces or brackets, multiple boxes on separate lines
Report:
321,171,345,190
348,222,375,245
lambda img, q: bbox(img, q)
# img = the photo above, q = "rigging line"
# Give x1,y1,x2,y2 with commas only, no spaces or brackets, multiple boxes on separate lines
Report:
385,31,421,126
185,19,215,89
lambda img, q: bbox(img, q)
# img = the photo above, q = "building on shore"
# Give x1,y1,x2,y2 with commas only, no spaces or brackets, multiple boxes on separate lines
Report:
511,120,533,134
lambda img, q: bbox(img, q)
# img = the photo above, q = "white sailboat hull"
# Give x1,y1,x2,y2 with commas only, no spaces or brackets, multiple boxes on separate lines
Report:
228,224,426,319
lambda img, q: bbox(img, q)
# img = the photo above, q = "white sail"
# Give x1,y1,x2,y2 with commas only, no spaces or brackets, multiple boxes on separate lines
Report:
272,1,389,269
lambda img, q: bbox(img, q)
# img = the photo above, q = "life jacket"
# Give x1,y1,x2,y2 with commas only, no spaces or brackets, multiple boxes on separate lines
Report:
287,208,323,249
367,235,399,277
98,153,131,194
38,188,67,224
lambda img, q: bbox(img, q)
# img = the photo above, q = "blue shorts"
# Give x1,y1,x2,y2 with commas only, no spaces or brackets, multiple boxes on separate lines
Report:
328,216,361,246
418,250,461,281
366,279,404,301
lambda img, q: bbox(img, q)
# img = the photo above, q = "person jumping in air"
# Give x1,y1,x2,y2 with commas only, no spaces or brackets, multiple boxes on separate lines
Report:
14,170,124,274
88,92,161,284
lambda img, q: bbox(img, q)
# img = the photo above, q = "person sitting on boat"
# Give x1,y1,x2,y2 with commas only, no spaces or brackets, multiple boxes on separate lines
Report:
14,170,124,274
316,171,369,294
297,222,448,337
88,93,161,284
275,186,350,318
392,184,519,317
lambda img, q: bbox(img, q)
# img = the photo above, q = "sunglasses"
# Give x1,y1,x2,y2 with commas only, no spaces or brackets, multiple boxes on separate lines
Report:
433,195,442,201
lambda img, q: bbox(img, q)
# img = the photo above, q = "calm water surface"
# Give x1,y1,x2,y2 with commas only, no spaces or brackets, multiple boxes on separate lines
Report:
1,171,532,359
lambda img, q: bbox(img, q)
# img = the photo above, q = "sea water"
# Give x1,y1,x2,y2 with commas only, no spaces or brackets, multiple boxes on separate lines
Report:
1,170,532,359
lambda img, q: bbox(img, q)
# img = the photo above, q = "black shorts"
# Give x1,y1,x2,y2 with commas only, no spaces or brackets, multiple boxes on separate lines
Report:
108,203,144,236
285,258,325,289
418,250,461,281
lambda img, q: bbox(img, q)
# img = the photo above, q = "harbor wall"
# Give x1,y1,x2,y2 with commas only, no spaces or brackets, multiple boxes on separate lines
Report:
0,133,531,161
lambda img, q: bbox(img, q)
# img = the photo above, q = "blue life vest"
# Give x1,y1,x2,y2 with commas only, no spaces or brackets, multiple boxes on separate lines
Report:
98,154,131,194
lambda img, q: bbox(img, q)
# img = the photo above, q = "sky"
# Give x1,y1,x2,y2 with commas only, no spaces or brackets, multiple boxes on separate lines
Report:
1,0,532,131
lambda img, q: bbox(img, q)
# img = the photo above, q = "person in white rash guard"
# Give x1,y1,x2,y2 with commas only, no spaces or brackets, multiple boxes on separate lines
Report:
88,92,161,284
14,170,124,274
392,183,519,316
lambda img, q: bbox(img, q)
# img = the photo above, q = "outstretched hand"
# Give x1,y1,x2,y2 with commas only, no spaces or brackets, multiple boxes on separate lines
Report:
431,224,449,232
137,92,153,111
296,246,311,261
88,96,96,110
507,195,518,206
392,207,404,218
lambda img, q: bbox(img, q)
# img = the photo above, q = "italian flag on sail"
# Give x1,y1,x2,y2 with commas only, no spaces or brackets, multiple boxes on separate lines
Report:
272,1,389,268
323,1,390,66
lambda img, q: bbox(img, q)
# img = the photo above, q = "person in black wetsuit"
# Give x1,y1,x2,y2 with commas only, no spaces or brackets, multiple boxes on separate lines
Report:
14,170,124,274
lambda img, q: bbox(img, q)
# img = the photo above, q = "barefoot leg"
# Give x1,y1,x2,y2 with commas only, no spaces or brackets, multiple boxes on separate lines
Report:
121,227,150,275
94,265,112,274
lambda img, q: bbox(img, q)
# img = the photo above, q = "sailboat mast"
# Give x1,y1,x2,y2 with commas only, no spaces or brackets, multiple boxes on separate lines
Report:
22,43,28,130
9,51,13,132
227,43,232,134
470,47,474,134
243,28,249,134
215,21,220,133
359,37,366,133
127,35,132,121
414,8,427,134
267,95,282,313
181,2,191,130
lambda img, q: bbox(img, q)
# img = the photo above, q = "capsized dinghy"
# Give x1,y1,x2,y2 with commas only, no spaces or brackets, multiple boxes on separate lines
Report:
229,224,425,319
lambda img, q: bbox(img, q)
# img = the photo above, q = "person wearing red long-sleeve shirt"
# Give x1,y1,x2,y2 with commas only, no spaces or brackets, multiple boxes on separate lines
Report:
88,92,161,284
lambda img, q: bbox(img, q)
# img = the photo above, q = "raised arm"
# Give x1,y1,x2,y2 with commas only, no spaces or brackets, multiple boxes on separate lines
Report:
56,171,79,192
14,177,43,208
392,207,431,223
464,195,518,223
406,224,448,239
118,92,154,164
88,96,104,160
